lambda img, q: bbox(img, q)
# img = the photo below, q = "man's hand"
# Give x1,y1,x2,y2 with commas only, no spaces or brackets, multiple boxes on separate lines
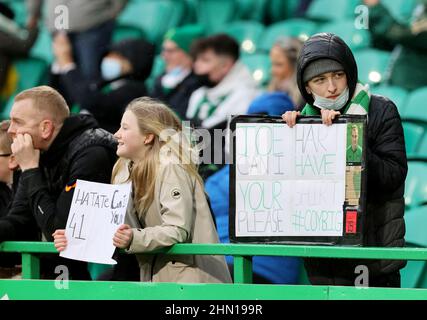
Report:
320,109,341,126
11,133,40,171
113,224,133,249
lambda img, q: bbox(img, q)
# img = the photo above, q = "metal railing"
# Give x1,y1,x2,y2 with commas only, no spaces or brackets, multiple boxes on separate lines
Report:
1,241,427,300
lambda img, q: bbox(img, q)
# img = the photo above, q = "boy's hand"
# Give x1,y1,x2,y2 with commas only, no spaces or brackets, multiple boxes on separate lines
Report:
321,109,341,126
282,111,301,128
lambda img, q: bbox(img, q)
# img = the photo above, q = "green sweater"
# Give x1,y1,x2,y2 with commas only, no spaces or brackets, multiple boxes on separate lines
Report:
368,2,427,91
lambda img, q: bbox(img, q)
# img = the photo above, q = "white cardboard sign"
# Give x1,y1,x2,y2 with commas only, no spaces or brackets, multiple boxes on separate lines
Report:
60,180,131,264
235,123,347,237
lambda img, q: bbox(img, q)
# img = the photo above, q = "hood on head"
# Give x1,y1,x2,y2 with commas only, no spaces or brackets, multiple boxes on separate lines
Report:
107,39,155,81
296,33,358,107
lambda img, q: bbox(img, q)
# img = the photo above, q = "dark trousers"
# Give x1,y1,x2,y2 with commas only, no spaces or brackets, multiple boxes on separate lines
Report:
68,20,115,82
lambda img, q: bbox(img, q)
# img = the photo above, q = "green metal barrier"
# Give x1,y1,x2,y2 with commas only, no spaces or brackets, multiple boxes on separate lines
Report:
1,241,427,300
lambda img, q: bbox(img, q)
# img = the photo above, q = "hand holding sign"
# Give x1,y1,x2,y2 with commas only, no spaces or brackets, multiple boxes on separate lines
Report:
113,224,133,249
60,180,132,265
53,229,67,252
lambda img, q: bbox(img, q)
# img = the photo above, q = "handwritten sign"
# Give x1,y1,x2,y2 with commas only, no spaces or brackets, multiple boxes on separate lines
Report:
60,180,131,264
234,122,347,237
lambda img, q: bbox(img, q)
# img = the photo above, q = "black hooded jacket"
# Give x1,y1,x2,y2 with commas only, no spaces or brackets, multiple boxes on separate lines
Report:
50,39,155,133
298,33,408,286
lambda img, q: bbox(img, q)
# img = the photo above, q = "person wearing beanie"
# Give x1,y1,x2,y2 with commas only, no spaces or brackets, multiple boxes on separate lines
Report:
151,24,205,120
268,37,304,109
50,33,155,133
283,33,407,288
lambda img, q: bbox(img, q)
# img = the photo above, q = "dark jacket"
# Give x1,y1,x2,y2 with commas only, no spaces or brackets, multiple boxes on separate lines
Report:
151,71,202,120
0,114,117,279
297,33,408,286
0,182,11,218
51,39,155,133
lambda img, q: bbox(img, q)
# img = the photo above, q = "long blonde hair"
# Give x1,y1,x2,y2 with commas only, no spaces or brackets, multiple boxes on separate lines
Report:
112,97,202,214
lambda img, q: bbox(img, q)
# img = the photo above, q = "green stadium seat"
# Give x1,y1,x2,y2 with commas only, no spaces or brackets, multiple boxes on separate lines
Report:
402,87,427,123
401,206,427,288
145,54,166,92
4,0,27,27
87,263,113,281
182,0,198,24
372,85,409,116
240,53,271,86
354,49,391,86
405,161,427,209
318,20,371,51
0,57,48,120
112,25,145,43
217,21,265,55
306,0,360,22
417,136,427,159
118,0,185,45
267,0,301,23
259,19,318,52
403,122,425,158
30,27,54,64
381,0,418,24
235,0,268,22
196,0,237,34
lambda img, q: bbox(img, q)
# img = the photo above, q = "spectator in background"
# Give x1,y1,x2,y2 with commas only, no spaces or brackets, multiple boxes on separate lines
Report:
266,37,304,109
205,95,301,285
0,3,38,104
187,34,259,130
151,24,204,120
27,0,127,81
0,121,14,219
50,33,155,133
364,0,427,91
0,120,22,279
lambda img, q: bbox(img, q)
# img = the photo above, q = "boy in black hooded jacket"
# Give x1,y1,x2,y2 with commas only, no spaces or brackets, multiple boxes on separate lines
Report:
283,33,407,287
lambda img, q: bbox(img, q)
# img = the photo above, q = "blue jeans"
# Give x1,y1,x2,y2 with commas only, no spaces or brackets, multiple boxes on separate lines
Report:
68,20,115,82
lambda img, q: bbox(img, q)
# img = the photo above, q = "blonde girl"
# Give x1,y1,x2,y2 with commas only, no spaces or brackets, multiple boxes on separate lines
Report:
54,97,232,283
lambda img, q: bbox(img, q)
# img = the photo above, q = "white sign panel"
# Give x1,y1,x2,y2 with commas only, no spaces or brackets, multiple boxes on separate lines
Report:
235,123,347,237
60,180,131,264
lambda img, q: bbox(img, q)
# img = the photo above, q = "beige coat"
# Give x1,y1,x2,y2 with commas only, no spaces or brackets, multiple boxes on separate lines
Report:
117,160,232,283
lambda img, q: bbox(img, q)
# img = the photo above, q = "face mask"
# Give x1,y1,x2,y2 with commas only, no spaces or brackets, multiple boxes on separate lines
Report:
101,58,122,81
161,67,190,89
197,74,217,88
312,87,349,111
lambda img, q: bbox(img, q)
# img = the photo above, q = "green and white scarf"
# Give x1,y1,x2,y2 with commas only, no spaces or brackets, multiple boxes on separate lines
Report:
301,82,371,116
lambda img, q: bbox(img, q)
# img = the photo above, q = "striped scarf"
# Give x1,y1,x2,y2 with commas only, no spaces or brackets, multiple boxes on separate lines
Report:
301,82,371,116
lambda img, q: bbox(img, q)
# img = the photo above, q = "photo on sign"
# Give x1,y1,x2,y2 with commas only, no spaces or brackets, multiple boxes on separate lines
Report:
346,123,364,164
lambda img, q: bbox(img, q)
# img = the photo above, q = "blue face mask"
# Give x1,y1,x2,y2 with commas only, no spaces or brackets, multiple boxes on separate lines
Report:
313,87,350,111
101,58,122,81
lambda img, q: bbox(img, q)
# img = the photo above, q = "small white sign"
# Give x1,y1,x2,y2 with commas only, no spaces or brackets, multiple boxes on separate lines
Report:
60,180,131,264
